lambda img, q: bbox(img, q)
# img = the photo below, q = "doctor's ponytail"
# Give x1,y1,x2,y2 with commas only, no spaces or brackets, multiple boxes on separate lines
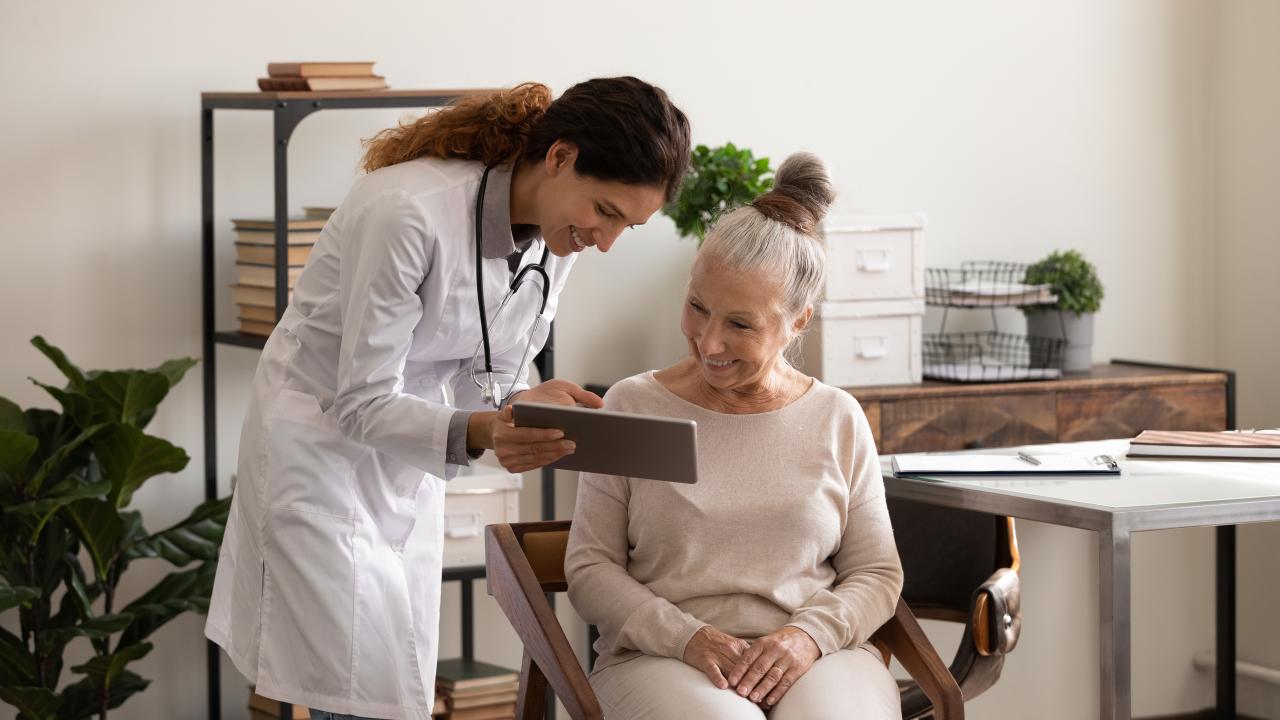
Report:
362,84,552,172
362,77,691,203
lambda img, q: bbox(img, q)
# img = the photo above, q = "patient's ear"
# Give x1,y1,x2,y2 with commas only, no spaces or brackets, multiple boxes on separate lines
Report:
792,306,814,334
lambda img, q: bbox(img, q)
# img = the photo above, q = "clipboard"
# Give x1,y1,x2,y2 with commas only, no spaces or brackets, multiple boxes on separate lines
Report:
892,452,1121,477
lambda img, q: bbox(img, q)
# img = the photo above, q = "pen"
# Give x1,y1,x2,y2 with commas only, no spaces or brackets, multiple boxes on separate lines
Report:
1017,451,1042,466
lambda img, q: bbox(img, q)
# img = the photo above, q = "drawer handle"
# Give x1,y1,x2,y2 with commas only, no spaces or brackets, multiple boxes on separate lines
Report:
855,336,889,360
444,512,482,539
857,250,892,273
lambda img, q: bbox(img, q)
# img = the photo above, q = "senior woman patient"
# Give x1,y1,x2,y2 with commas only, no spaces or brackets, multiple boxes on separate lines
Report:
565,153,904,719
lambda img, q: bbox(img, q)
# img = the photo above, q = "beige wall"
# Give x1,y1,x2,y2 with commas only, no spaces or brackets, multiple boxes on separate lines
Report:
1211,1,1280,717
1,1,1274,718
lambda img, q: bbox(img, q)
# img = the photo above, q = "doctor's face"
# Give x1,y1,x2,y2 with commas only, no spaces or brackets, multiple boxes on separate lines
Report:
536,148,667,257
680,255,807,393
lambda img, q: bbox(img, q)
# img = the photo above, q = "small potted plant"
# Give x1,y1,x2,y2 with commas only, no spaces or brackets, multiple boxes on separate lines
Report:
662,143,773,244
1021,250,1105,373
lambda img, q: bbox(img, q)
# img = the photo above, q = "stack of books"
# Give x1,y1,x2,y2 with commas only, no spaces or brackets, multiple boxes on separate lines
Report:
232,207,332,335
1128,429,1280,459
435,658,519,720
259,62,387,92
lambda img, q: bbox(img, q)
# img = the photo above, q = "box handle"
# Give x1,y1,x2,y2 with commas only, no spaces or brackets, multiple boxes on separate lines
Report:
855,336,889,360
444,512,483,539
856,249,892,273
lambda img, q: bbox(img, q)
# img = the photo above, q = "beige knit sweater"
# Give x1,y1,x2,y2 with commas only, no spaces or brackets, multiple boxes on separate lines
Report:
565,372,903,672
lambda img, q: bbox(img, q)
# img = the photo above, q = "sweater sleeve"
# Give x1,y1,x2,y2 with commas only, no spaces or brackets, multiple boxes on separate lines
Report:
565,422,708,661
786,402,904,655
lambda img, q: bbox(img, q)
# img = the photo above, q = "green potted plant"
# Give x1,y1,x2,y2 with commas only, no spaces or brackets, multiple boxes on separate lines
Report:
1021,250,1105,373
0,337,230,720
662,143,774,243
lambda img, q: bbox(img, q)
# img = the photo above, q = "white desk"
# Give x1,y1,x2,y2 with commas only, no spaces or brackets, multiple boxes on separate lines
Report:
883,439,1280,720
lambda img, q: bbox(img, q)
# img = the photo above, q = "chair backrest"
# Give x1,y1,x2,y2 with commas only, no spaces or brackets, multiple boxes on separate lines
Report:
887,499,1020,711
888,499,1017,619
485,521,602,720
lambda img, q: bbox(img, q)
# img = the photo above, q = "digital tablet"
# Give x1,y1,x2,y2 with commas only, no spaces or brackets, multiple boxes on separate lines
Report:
511,402,698,484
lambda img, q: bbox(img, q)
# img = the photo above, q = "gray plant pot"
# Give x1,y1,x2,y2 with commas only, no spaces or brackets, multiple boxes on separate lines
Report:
1026,311,1095,373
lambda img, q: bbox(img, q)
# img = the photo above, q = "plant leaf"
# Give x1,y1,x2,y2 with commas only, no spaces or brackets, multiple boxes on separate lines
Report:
7,479,112,543
0,626,38,687
27,423,108,497
30,337,87,393
61,499,124,583
44,612,134,645
70,642,152,691
149,358,197,390
0,429,38,490
92,424,189,508
124,497,229,566
0,686,61,720
118,564,216,647
85,371,170,428
0,396,25,432
0,578,40,613
57,670,150,720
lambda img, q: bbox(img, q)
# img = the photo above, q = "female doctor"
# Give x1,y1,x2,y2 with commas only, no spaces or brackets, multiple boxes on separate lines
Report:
205,77,691,720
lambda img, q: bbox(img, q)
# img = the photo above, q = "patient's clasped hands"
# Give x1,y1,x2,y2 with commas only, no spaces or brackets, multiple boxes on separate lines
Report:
682,625,821,709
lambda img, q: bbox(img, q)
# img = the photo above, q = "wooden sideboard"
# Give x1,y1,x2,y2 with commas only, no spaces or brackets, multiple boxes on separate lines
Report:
846,360,1234,453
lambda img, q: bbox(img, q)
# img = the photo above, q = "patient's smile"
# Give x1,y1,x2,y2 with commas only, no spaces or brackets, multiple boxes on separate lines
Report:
703,357,736,371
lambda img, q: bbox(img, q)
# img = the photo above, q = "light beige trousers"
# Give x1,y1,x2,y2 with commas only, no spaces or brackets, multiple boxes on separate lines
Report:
589,647,902,720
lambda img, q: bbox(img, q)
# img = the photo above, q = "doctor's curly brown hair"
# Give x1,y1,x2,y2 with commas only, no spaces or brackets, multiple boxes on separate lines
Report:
361,77,691,202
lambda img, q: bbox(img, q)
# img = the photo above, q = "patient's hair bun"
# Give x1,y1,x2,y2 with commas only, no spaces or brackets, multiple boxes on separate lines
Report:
751,152,835,235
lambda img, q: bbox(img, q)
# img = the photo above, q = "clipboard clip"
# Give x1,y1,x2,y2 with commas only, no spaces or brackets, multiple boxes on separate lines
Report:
1093,454,1119,472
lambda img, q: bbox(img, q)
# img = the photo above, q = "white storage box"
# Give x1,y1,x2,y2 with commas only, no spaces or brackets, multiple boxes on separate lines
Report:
443,464,522,568
821,214,926,302
797,298,924,387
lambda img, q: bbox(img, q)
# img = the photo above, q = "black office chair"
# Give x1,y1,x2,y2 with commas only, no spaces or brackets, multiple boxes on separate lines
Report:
887,500,1023,718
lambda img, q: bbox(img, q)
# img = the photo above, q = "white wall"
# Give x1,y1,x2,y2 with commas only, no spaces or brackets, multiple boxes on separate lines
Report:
1,1,1274,718
1211,1,1280,717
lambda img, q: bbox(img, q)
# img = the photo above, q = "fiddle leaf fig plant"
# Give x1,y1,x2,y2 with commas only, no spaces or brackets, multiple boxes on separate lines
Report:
0,337,230,720
662,142,774,243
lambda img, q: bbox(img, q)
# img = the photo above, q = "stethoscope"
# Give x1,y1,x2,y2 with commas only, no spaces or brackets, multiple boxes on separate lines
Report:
471,164,550,409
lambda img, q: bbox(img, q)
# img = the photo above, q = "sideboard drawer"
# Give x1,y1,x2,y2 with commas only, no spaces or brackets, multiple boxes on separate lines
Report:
1058,384,1227,442
880,393,1058,454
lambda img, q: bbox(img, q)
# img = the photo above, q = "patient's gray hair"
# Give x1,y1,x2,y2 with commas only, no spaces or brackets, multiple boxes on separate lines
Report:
699,152,836,334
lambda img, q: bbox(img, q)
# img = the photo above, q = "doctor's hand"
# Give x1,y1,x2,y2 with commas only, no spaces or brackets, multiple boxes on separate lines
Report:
471,380,603,473
486,405,575,474
728,626,821,708
512,379,605,409
681,625,751,690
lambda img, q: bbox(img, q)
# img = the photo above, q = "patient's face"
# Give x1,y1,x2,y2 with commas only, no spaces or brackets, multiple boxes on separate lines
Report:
680,256,795,392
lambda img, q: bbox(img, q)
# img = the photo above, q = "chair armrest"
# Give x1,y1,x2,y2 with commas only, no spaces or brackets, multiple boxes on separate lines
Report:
970,567,1021,656
873,597,965,720
485,524,603,720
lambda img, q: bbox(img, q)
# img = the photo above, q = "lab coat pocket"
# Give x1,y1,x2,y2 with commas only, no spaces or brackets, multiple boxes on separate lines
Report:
264,388,360,518
259,507,357,696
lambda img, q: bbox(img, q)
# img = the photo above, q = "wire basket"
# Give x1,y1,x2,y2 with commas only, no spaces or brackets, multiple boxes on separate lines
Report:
923,331,1066,382
925,261,1057,308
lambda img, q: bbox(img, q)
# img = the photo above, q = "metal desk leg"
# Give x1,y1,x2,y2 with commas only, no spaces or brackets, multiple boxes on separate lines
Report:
1100,523,1132,720
1216,525,1236,718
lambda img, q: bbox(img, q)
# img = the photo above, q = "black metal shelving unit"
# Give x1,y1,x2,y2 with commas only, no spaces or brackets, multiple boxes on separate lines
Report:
201,89,559,720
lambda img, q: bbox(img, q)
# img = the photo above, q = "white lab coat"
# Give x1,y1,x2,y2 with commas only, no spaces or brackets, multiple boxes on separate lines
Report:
206,158,574,719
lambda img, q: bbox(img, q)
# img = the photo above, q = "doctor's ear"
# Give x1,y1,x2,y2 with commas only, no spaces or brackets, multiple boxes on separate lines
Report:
544,141,579,175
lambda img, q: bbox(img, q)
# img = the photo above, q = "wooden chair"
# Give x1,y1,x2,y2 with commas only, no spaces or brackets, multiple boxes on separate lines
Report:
885,500,1023,719
485,520,964,720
